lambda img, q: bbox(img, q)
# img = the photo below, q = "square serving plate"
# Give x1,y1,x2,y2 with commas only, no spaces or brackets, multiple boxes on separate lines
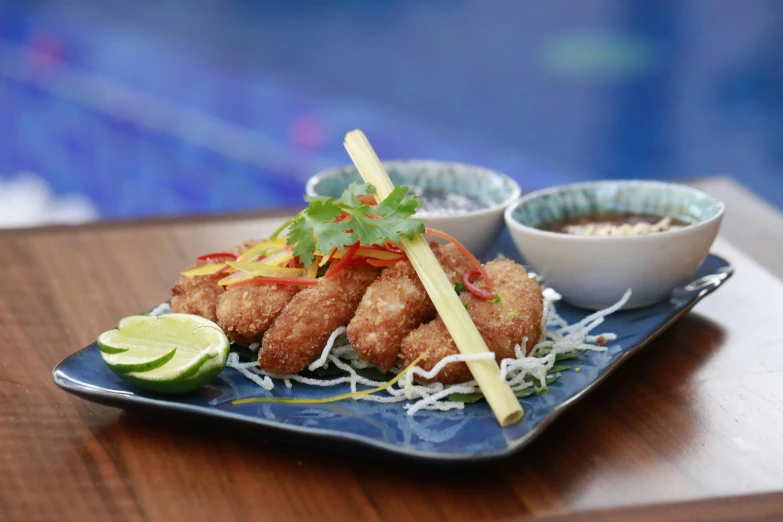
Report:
53,233,733,462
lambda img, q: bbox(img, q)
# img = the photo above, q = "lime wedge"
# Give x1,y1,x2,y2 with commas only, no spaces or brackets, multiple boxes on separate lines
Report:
97,313,230,393
100,346,177,373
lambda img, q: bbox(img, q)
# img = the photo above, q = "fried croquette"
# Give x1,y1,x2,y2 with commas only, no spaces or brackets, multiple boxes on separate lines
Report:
170,258,226,322
170,240,260,323
346,243,474,371
216,285,294,346
399,258,544,384
258,265,379,374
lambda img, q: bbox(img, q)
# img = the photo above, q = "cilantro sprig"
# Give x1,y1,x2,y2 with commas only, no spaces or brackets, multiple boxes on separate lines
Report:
275,182,426,268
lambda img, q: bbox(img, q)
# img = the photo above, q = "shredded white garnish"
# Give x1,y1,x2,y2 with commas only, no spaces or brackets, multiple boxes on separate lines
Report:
226,353,274,391
410,352,495,381
563,217,681,236
226,289,631,415
308,326,346,371
148,302,171,317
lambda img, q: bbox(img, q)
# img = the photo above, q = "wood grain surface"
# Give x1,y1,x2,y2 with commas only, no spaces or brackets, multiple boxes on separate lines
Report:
2,178,783,521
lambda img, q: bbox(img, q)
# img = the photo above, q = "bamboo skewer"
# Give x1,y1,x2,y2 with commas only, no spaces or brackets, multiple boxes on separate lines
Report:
344,129,523,427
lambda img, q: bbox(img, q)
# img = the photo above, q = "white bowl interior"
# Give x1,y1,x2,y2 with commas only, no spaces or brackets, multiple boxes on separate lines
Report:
504,181,725,310
307,160,520,214
509,180,723,232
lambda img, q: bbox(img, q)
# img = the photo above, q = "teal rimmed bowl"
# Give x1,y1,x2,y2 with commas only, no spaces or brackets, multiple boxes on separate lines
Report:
504,180,725,310
307,160,521,254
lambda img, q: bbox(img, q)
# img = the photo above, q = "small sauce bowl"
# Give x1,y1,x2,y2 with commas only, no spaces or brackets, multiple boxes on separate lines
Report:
307,160,521,254
504,180,725,310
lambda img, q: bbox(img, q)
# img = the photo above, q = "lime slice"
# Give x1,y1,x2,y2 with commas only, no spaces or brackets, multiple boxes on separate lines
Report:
100,346,177,373
98,313,230,393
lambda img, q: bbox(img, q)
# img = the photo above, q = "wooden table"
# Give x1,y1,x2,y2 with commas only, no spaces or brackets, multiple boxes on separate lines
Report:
2,177,783,522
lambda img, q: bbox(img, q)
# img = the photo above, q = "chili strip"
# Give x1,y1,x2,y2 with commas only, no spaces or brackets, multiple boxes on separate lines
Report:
325,242,362,278
424,228,491,289
227,276,319,290
197,252,238,262
463,270,494,300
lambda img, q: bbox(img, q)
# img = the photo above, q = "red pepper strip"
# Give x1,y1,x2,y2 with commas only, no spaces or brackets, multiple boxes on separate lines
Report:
366,257,405,267
363,242,405,256
357,195,377,205
325,242,362,278
383,241,405,255
210,265,232,279
463,270,494,300
345,258,371,268
197,252,238,262
424,228,491,289
227,276,319,290
286,257,300,269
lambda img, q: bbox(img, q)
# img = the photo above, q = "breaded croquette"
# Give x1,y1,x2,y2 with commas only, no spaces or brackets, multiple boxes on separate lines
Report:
347,243,474,371
216,285,294,346
399,258,544,384
170,240,260,323
258,265,379,374
170,258,226,323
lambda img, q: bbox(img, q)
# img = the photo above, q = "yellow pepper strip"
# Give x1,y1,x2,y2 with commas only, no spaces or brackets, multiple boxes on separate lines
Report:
261,250,295,267
318,247,337,267
237,239,287,262
226,261,305,277
181,263,228,276
231,350,427,406
306,262,319,278
218,272,256,286
218,263,306,286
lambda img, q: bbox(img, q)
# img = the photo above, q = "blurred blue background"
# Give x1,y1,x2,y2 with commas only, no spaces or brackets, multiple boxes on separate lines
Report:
1,0,782,226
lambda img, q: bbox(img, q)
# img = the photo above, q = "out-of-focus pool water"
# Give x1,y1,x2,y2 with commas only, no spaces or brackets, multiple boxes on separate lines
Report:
0,0,781,225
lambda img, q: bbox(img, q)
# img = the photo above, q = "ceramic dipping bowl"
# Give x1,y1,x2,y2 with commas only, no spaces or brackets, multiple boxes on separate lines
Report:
306,160,521,255
504,180,725,310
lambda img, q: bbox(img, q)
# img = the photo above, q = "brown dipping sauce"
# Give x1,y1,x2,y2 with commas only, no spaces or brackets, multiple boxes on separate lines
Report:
541,212,691,236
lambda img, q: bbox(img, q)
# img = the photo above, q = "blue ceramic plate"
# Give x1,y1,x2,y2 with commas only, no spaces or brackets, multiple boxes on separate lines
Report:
53,233,732,462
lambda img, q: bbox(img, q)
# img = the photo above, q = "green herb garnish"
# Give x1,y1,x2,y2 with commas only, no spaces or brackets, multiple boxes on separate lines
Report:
487,294,501,304
506,311,517,319
454,282,464,295
276,182,426,268
313,364,392,382
449,373,562,403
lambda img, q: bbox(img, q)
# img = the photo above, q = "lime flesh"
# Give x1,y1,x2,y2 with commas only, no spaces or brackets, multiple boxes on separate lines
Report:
98,313,230,393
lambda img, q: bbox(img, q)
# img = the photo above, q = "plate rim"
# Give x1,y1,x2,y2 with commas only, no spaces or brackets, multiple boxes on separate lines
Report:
52,254,734,462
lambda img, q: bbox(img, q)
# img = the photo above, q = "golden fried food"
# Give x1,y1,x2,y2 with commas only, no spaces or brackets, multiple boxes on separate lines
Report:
216,285,294,346
399,258,544,384
258,265,379,374
346,243,474,371
170,258,226,322
170,240,260,323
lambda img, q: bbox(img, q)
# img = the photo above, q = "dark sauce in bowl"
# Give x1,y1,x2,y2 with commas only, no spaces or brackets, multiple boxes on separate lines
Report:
541,212,691,236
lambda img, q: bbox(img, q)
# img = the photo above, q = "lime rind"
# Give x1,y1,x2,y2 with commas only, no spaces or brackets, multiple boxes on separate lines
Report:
97,313,230,394
100,346,178,373
128,346,221,382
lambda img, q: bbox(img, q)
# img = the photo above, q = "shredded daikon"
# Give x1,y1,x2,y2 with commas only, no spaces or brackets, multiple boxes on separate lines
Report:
148,302,171,317
225,289,630,415
308,326,346,371
226,353,274,391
